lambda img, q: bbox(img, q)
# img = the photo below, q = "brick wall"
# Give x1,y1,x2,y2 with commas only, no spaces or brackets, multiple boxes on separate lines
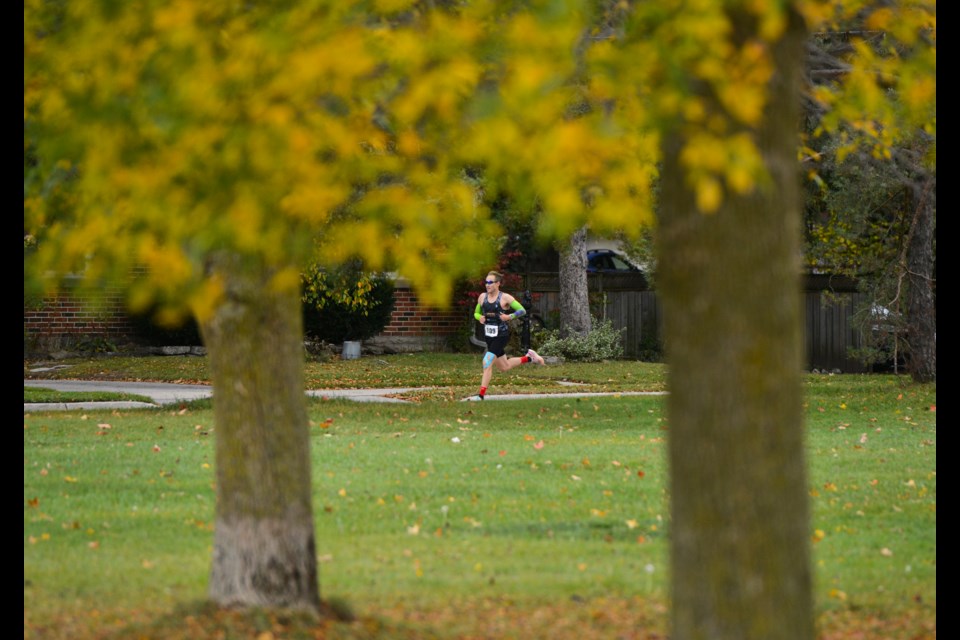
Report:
24,289,133,351
24,282,469,353
378,286,467,337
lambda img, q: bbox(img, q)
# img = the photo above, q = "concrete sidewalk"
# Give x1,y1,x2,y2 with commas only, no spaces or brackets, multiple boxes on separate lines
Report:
24,379,213,412
23,380,429,411
24,379,666,411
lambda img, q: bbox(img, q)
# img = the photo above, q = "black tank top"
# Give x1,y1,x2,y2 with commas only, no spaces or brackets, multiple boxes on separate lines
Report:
481,292,508,332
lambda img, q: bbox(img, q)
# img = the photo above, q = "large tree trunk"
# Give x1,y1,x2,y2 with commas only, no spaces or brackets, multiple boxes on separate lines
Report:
200,257,320,613
558,226,591,337
656,10,813,640
906,178,936,383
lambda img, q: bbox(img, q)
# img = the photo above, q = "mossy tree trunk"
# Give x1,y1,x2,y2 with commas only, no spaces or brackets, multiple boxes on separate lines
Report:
199,256,320,613
906,178,936,383
558,226,592,337
656,10,813,640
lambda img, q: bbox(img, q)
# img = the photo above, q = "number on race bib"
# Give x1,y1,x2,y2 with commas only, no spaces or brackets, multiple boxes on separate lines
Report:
484,324,499,337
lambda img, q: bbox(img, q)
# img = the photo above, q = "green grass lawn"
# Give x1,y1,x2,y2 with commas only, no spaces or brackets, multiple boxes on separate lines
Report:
23,355,935,639
24,386,156,404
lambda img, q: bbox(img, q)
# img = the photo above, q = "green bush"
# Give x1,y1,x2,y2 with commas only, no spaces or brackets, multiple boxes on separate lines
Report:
636,333,664,363
536,318,624,362
128,307,204,346
302,266,395,343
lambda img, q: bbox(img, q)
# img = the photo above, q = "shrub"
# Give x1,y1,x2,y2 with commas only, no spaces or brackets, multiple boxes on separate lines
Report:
449,277,483,353
74,336,119,353
302,264,395,343
128,306,204,346
636,333,664,363
536,319,624,362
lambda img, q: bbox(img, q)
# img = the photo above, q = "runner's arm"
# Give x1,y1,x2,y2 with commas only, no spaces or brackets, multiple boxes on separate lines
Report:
507,299,526,320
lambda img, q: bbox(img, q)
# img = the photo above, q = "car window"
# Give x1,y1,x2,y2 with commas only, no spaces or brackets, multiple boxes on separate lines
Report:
589,252,636,271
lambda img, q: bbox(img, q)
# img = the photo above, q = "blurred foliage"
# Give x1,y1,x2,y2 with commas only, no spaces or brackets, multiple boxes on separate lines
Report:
24,0,934,322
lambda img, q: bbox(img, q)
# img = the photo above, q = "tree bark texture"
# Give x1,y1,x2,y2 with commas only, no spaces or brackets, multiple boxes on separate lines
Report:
656,11,813,640
906,178,936,383
558,226,592,337
200,257,320,613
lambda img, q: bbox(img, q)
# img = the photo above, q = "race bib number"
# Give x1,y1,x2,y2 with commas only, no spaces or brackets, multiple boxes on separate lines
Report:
484,324,499,338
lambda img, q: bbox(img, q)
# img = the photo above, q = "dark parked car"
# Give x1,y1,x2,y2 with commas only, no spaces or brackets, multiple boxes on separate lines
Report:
586,249,641,273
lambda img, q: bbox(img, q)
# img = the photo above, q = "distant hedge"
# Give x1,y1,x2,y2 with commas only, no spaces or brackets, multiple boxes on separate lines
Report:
302,272,395,343
127,307,204,347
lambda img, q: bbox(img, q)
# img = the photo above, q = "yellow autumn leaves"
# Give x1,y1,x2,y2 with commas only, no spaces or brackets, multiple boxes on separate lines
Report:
25,0,935,312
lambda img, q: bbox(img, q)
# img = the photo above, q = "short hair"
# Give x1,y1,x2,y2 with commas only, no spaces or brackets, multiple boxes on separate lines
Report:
487,271,503,282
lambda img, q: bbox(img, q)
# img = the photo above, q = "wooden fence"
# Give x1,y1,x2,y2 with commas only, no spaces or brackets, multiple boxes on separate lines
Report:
520,272,870,372
26,270,873,372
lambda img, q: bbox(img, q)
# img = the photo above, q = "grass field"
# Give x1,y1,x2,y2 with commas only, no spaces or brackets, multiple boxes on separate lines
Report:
24,387,156,404
23,354,935,639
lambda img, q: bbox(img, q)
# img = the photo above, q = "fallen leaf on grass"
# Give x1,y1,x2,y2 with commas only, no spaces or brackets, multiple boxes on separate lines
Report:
533,440,544,450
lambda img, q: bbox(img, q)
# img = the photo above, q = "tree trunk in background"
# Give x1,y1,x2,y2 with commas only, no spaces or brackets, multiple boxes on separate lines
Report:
906,178,936,383
656,10,812,640
558,226,591,337
200,257,320,613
